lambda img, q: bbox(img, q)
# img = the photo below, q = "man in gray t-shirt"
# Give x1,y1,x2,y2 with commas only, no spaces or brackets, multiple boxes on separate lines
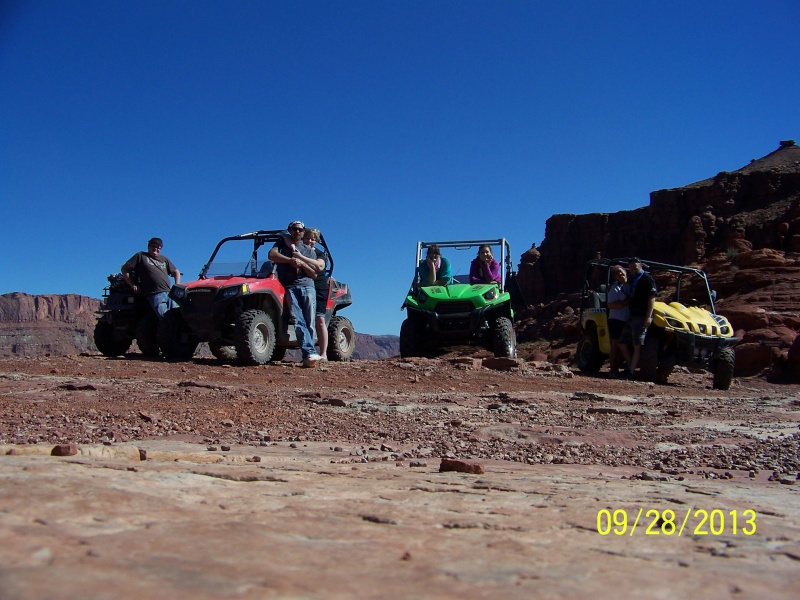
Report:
122,237,181,318
268,221,325,367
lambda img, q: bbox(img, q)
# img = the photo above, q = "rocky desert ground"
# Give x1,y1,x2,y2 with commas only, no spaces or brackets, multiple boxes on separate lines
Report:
1,351,799,599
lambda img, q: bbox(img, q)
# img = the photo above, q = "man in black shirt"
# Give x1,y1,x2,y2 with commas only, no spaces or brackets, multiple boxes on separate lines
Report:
619,257,657,376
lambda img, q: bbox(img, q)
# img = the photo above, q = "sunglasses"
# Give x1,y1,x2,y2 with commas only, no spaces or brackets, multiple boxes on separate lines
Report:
291,227,305,232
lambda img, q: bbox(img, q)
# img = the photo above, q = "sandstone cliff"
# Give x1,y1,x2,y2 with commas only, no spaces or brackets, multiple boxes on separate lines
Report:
0,293,100,357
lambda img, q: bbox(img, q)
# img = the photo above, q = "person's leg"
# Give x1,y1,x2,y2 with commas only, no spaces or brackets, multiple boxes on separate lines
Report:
630,343,642,373
316,314,328,359
628,318,647,373
147,292,171,319
609,339,619,374
288,287,316,359
618,342,633,371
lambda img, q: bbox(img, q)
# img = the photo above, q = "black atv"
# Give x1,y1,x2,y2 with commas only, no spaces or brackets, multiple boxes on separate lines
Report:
93,274,159,357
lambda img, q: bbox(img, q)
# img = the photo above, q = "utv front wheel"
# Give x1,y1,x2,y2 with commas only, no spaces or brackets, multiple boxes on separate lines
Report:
327,316,355,361
235,309,276,365
639,336,660,382
576,330,603,372
656,353,676,385
135,312,160,356
400,318,421,358
158,308,199,359
209,341,238,362
94,319,132,357
713,347,735,390
492,317,517,358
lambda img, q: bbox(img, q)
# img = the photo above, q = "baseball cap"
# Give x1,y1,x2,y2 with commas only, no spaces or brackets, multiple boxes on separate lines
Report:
288,220,304,230
628,257,641,265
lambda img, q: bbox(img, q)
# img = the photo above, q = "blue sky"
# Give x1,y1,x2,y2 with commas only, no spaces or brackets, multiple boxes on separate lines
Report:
1,1,797,335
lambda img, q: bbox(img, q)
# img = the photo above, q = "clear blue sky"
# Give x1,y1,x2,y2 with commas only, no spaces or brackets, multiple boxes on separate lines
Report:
1,1,797,335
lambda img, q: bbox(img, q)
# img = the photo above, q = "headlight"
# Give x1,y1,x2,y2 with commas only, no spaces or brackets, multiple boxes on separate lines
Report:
418,290,428,303
223,284,249,298
482,288,497,300
665,318,684,329
173,287,186,299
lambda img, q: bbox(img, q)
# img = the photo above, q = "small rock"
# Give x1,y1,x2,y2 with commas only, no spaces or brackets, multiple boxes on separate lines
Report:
51,443,78,457
439,458,485,474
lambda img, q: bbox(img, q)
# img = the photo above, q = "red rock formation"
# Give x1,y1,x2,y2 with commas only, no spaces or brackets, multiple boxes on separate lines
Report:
516,140,800,378
0,293,100,357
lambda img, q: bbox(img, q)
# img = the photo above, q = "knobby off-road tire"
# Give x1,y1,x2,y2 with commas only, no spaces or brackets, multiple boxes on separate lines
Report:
656,353,676,385
235,309,276,365
327,315,355,361
576,329,603,372
400,318,421,358
638,336,660,382
492,317,517,358
209,341,238,362
157,308,199,360
94,319,132,357
135,312,160,356
713,347,735,390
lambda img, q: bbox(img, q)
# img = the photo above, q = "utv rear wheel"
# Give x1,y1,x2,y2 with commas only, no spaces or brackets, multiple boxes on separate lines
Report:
639,336,660,382
135,312,160,356
492,317,517,358
209,341,238,362
235,309,276,365
400,318,421,358
327,316,355,361
158,308,199,360
713,347,735,390
94,319,132,357
576,329,603,372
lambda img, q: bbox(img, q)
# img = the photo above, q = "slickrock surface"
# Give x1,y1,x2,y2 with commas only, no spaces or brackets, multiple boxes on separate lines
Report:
1,354,799,598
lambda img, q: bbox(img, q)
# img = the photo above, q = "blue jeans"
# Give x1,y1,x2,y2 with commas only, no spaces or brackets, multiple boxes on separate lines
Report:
287,285,317,358
147,292,173,319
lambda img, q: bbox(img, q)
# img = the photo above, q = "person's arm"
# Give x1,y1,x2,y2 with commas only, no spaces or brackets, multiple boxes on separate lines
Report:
469,259,481,284
607,298,626,309
121,254,140,293
489,259,501,284
292,246,324,274
420,259,436,284
644,295,656,328
298,260,317,277
437,257,453,285
167,258,180,284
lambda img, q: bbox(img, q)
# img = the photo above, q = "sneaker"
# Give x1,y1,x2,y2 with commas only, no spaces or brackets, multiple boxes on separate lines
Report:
319,355,329,362
303,353,322,368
